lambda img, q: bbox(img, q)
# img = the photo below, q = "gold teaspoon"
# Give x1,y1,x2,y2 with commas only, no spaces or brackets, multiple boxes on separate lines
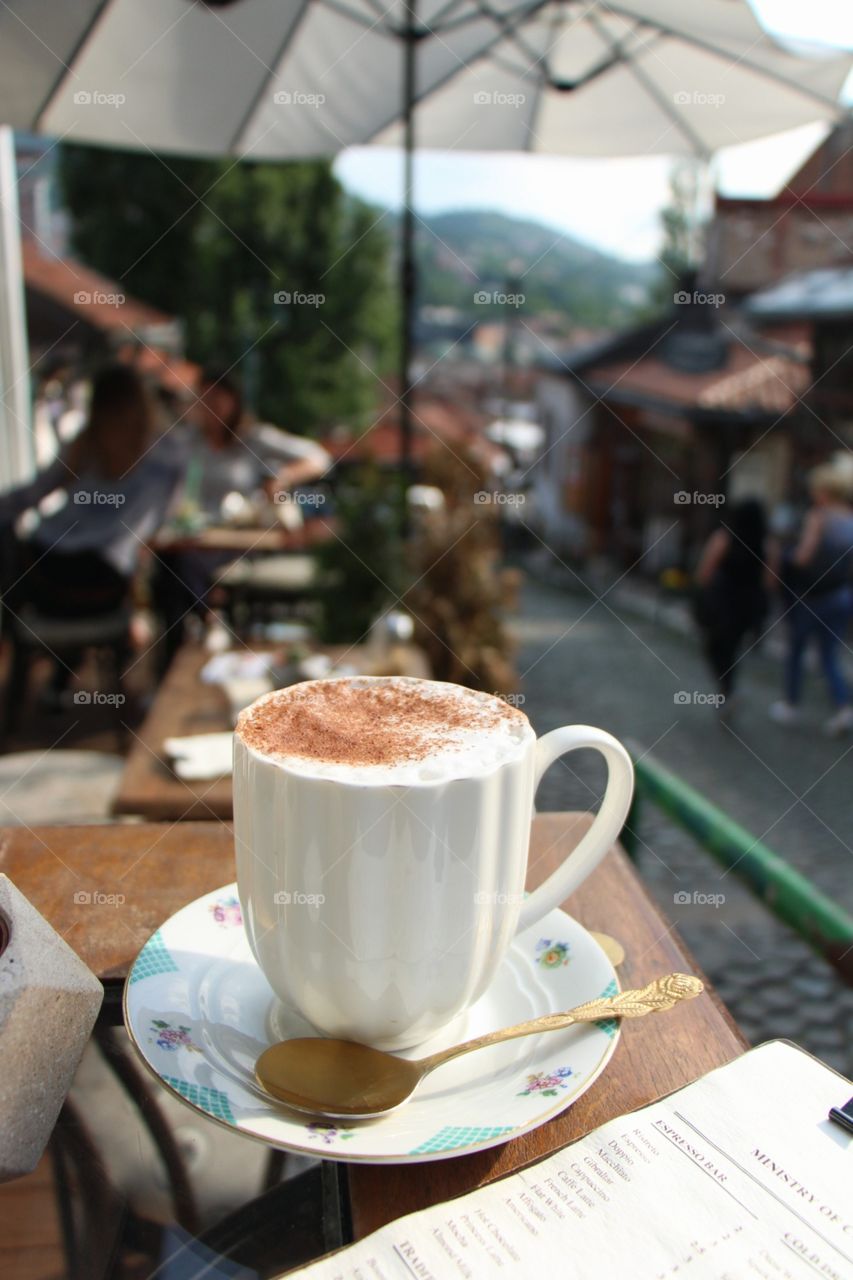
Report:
255,972,703,1120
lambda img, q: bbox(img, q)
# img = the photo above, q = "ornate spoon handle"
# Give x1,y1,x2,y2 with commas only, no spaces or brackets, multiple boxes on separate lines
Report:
417,974,704,1073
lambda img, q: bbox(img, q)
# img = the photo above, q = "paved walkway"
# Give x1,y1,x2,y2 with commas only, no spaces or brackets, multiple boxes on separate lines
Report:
510,567,853,1077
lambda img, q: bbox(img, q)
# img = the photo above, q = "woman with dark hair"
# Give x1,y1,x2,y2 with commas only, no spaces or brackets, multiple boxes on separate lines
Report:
0,364,181,617
693,497,768,712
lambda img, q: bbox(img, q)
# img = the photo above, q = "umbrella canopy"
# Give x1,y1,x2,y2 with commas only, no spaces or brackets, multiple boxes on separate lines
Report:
1,1,850,493
2,0,850,160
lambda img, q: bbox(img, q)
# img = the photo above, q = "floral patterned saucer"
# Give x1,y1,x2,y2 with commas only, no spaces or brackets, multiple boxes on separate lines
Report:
123,884,620,1164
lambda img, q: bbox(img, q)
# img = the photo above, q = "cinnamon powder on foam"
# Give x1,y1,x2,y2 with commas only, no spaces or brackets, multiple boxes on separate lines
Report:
237,680,527,769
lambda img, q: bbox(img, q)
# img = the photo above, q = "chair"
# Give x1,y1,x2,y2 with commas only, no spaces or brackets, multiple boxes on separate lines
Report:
0,604,131,745
217,554,319,635
45,1025,318,1279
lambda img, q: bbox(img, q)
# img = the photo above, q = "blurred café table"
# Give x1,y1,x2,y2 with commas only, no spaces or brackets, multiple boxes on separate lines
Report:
111,640,432,821
151,520,336,639
150,514,336,555
0,816,746,1279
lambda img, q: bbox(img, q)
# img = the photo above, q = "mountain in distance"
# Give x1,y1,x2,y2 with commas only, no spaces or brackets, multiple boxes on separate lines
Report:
409,209,660,330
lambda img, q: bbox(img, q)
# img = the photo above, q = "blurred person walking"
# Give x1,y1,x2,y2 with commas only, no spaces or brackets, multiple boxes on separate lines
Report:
693,498,768,715
770,463,853,736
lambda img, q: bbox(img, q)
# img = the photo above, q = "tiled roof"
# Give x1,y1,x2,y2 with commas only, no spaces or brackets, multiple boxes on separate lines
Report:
323,395,505,466
23,243,198,395
697,354,810,414
23,241,172,336
585,334,810,419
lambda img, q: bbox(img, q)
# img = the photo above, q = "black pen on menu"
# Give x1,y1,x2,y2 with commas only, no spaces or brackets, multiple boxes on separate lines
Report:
828,1097,853,1135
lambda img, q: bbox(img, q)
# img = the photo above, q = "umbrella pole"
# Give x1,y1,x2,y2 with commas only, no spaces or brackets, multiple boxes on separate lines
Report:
399,0,417,530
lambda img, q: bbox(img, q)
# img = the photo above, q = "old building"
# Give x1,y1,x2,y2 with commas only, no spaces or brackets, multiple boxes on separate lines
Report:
531,122,853,575
707,121,853,297
533,297,808,572
747,266,853,481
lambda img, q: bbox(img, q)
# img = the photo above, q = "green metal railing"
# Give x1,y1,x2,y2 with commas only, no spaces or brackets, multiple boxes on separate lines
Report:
623,748,853,985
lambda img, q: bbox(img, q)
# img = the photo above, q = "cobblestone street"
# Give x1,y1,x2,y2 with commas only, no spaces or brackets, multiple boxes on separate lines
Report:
510,569,853,1076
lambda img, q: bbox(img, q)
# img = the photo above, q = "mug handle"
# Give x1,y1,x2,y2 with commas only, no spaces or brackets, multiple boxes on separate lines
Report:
515,726,634,935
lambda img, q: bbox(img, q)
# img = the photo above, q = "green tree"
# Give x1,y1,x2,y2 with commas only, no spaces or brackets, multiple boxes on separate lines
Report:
58,145,218,318
652,162,705,305
58,145,396,432
315,464,406,643
660,164,698,278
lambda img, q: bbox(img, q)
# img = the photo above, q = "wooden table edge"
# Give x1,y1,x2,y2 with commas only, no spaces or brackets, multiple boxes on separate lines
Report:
0,815,748,1252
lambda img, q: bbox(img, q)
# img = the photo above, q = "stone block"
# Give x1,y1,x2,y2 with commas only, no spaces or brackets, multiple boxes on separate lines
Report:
0,874,103,1181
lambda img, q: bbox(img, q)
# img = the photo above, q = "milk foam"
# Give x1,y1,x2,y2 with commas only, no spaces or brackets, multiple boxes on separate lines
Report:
236,678,534,785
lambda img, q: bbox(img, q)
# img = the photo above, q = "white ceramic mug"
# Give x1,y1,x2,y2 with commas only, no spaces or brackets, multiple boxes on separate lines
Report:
234,678,633,1049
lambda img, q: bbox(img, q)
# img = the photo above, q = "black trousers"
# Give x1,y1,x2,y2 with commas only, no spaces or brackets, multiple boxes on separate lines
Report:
6,542,129,618
0,540,130,698
701,619,752,698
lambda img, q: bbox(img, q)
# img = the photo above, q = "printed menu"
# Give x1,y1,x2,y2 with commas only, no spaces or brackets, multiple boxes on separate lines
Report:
295,1042,853,1279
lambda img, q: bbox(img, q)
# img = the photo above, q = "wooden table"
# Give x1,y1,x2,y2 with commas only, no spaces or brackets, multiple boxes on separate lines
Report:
1,814,746,1248
112,643,432,822
112,643,235,822
151,519,335,555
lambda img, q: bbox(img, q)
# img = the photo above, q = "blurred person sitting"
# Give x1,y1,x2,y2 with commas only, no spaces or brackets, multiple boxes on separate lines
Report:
0,364,181,698
152,369,330,667
164,368,330,520
693,498,768,715
770,463,853,736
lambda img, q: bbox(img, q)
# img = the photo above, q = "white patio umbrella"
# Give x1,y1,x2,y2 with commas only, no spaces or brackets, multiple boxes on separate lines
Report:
4,0,850,158
0,0,850,476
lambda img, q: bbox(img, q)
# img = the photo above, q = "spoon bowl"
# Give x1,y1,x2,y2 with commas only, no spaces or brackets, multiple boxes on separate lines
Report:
257,1037,424,1118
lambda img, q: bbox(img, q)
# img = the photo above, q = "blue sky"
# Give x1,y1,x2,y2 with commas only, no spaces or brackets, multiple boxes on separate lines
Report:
334,1,853,263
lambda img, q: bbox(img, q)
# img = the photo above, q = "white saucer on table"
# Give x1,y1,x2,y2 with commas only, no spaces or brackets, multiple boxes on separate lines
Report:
123,884,620,1164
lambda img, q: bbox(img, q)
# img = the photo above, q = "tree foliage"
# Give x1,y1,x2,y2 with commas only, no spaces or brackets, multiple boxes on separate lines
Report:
651,162,706,305
58,144,397,431
315,464,406,643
